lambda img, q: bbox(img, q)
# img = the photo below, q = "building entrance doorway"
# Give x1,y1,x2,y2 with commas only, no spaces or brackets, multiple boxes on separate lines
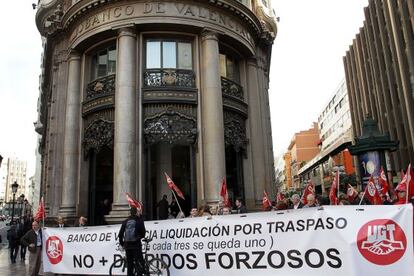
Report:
88,147,113,225
145,143,196,220
225,147,244,206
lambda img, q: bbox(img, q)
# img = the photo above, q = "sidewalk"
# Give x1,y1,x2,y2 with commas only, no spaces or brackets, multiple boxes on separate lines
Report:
0,243,29,276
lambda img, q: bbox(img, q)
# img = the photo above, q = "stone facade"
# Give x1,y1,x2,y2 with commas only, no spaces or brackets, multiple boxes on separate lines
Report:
35,0,277,223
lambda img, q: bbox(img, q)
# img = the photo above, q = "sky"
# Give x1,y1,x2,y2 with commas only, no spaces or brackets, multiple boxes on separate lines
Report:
270,0,368,158
0,0,368,179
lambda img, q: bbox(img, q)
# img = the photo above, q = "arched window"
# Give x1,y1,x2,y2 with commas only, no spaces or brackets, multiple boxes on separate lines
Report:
90,45,116,80
219,53,240,84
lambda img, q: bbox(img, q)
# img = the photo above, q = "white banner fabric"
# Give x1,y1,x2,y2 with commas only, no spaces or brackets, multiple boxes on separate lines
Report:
42,205,414,275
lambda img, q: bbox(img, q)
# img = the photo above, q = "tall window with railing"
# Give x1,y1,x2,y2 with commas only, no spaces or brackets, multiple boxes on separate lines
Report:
144,39,194,88
87,45,117,100
90,45,116,80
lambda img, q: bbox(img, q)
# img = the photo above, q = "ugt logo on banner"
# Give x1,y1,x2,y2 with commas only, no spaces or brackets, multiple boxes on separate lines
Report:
46,236,64,265
357,219,407,265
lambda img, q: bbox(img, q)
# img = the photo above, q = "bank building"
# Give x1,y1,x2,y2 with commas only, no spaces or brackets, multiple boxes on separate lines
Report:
35,0,277,224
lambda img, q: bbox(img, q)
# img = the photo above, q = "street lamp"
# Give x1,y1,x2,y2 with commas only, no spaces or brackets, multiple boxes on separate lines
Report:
11,181,18,223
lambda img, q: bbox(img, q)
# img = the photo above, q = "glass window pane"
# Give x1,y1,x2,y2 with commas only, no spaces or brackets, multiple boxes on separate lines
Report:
226,58,235,80
162,42,176,68
146,41,161,68
91,55,97,80
98,50,107,77
108,46,116,74
178,42,192,69
219,54,226,77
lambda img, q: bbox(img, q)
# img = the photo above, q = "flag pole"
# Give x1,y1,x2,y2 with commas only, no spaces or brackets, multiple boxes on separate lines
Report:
337,170,340,200
171,189,184,216
41,197,45,230
359,181,368,205
406,164,411,204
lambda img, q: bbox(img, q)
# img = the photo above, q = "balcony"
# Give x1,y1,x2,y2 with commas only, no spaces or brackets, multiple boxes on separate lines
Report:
221,77,244,101
82,74,116,116
221,77,247,117
143,69,195,90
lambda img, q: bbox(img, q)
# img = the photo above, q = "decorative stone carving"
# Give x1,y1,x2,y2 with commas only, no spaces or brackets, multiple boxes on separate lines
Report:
86,74,116,99
44,4,64,35
83,119,114,158
224,111,248,156
144,107,197,145
143,69,195,89
221,77,244,101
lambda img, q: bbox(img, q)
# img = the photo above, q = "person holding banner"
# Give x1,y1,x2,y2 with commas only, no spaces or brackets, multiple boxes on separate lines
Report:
156,194,169,220
118,207,146,276
303,194,317,208
235,198,247,214
20,221,42,276
289,194,303,209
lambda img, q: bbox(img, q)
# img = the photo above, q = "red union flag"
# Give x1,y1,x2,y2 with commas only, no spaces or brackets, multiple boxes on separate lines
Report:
329,171,339,205
220,178,230,207
262,190,272,210
365,175,382,205
125,193,142,210
164,172,185,200
378,167,389,196
34,197,45,222
396,164,414,201
301,180,315,205
347,184,358,202
276,192,285,203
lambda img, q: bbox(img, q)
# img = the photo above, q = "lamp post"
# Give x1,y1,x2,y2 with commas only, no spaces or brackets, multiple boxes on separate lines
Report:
11,181,18,223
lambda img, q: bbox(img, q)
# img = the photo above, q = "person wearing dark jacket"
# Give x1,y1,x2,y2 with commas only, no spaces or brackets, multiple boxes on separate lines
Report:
7,224,19,263
156,195,169,220
118,207,146,276
20,221,42,276
235,198,247,214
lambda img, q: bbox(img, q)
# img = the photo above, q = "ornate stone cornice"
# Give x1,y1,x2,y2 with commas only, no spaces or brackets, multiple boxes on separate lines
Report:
118,27,137,38
37,0,264,41
201,29,219,42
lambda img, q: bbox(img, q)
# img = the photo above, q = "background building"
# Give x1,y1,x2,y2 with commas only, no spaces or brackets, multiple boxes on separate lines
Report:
274,153,285,192
343,0,414,174
283,151,292,191
35,0,277,223
298,80,355,194
2,157,27,202
285,123,320,190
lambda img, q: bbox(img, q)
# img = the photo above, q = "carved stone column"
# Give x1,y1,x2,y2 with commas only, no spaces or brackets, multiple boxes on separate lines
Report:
200,30,226,204
59,51,81,217
107,28,137,223
247,57,266,207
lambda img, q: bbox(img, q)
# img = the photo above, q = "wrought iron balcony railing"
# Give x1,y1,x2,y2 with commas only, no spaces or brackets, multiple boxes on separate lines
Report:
86,74,116,99
143,69,195,89
221,77,244,101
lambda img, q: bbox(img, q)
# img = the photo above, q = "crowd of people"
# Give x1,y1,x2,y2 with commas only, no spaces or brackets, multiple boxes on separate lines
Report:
5,216,32,263
155,182,414,220
156,196,250,219
274,183,414,210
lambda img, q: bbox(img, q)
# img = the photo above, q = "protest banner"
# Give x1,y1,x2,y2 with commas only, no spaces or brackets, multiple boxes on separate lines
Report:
43,205,414,275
